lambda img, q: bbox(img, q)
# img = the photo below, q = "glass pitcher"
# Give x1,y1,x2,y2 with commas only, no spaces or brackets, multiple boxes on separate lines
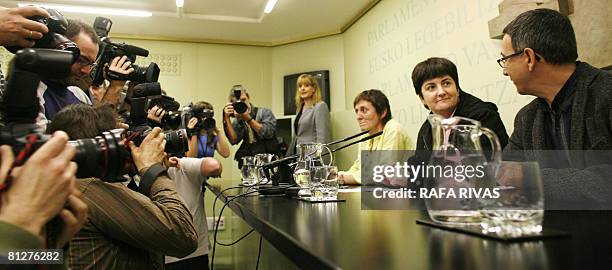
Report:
254,153,278,185
425,114,502,225
293,143,333,197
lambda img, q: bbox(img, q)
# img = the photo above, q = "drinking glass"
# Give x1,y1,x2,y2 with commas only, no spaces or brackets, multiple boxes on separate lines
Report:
240,156,258,186
480,161,544,237
311,166,339,201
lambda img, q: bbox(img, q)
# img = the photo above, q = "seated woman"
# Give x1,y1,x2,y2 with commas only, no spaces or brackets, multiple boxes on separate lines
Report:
410,57,509,161
338,89,414,185
185,101,230,159
287,74,331,155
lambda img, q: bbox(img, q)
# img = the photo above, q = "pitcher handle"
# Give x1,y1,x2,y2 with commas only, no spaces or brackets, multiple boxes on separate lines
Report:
480,127,502,164
322,145,333,166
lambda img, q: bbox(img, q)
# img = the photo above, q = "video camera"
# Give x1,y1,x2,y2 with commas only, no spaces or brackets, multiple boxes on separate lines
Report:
0,48,129,181
183,104,216,134
128,82,188,155
91,17,160,86
231,85,248,115
5,8,79,59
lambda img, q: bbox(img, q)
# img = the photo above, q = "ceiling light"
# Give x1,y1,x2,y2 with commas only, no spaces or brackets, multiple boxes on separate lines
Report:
176,0,184,8
264,0,278,14
18,3,153,17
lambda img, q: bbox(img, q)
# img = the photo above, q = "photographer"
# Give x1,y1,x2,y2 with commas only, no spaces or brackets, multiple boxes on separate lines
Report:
47,104,197,269
223,85,280,168
37,18,133,125
0,131,87,251
185,101,230,159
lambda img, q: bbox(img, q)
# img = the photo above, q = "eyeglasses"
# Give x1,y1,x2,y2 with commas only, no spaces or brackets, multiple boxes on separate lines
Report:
75,57,97,69
496,51,524,68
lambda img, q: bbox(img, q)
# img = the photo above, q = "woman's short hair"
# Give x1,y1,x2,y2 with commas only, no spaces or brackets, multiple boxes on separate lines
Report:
411,57,461,97
294,74,322,112
353,89,392,124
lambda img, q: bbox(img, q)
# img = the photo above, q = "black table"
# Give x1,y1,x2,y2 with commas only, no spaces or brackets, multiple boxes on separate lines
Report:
207,184,612,270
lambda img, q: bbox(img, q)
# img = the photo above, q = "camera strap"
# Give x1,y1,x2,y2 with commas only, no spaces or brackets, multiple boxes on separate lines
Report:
106,68,130,81
138,163,167,197
0,134,38,192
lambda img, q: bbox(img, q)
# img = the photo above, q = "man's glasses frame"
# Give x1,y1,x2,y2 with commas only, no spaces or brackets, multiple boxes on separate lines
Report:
496,51,524,68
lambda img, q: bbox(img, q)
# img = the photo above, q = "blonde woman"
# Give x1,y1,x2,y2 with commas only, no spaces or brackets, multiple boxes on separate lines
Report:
287,74,331,155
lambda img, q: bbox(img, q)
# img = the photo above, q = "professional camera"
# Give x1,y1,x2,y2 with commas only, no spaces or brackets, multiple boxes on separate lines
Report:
230,85,248,114
129,82,189,155
5,8,79,59
0,48,129,181
183,104,216,133
91,17,160,86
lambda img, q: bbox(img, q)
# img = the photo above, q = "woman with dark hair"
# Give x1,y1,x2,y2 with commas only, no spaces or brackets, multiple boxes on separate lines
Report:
185,101,230,159
338,89,414,185
287,74,331,155
411,57,508,155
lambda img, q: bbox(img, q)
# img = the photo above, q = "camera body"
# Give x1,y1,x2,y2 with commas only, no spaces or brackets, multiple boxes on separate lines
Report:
91,17,160,86
5,8,79,60
231,85,248,115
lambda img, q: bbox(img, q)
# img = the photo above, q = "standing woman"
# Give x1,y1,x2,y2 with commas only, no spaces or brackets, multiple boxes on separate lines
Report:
287,74,331,155
185,101,231,159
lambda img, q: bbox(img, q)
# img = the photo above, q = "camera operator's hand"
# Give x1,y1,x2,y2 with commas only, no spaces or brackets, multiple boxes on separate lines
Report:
108,56,134,85
223,103,235,119
187,117,198,130
53,190,88,248
147,105,166,124
0,6,49,47
0,131,78,238
129,127,166,173
237,106,252,122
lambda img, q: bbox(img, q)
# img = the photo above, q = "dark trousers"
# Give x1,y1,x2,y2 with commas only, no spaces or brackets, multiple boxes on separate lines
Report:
165,254,209,270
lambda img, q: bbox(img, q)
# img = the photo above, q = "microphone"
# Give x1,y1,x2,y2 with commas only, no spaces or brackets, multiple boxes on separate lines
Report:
324,130,369,147
322,131,383,157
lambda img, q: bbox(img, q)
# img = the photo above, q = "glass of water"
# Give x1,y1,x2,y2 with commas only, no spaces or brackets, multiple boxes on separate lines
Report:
312,166,339,201
241,156,258,186
480,161,544,237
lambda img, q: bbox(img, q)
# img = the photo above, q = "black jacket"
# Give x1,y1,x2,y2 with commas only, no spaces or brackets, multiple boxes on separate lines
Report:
504,62,612,209
414,90,509,153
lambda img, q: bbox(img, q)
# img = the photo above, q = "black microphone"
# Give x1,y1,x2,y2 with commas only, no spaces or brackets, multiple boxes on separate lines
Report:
322,131,383,157
324,130,369,147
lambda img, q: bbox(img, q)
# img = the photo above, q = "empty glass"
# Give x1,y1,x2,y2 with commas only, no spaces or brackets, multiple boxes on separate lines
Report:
311,166,339,201
241,156,258,186
254,153,278,185
480,161,544,237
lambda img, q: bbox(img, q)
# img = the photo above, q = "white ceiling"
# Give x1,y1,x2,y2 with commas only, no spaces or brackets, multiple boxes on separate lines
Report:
0,0,379,46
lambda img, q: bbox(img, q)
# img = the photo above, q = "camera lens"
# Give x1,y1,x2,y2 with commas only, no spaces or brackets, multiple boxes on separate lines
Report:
69,130,130,182
234,101,247,114
129,63,160,83
164,129,189,155
202,117,216,131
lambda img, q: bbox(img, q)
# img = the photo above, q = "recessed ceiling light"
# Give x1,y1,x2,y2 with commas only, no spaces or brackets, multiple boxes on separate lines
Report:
176,0,184,8
18,3,153,17
264,0,278,14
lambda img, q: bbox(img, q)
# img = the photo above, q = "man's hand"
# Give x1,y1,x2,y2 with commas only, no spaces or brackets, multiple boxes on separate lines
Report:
129,127,166,173
147,105,166,124
237,106,252,122
0,6,49,47
53,189,88,248
223,103,235,119
107,56,134,86
0,131,77,238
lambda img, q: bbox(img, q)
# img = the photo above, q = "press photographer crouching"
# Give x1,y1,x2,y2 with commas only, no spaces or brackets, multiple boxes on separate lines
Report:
48,103,198,269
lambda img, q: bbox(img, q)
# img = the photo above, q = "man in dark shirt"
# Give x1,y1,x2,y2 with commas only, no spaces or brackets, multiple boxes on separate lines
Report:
499,9,612,208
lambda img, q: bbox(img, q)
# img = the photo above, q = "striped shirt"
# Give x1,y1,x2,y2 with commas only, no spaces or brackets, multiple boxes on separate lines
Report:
67,175,198,270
